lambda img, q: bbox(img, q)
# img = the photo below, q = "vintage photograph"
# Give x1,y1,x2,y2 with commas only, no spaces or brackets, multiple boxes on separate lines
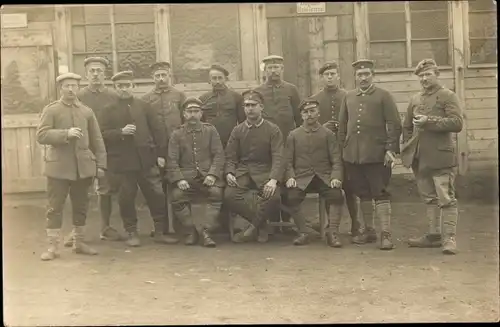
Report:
1,2,498,325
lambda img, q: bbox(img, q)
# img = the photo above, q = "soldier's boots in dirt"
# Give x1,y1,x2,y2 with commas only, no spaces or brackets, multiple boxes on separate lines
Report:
72,226,98,255
408,234,442,247
201,229,216,248
352,201,376,244
41,229,61,261
380,231,394,250
153,222,179,244
184,229,198,246
233,224,256,243
326,203,343,248
293,233,309,246
126,231,141,247
257,222,269,243
100,226,124,241
441,206,458,255
376,201,395,250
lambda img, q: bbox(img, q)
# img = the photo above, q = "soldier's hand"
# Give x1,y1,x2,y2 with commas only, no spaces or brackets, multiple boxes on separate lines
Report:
157,157,166,168
263,179,277,199
68,127,83,139
97,168,106,178
203,175,216,187
330,179,342,189
121,124,136,135
286,178,297,188
177,180,190,191
413,115,428,127
226,173,239,187
384,151,396,168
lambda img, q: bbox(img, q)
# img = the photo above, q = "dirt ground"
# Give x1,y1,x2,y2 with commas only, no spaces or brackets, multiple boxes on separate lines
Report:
3,194,499,325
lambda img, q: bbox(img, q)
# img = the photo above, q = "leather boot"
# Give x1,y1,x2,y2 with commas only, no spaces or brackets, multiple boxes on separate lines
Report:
72,226,98,255
375,201,394,250
353,200,374,244
442,206,458,255
201,229,216,248
408,204,442,247
408,234,442,248
293,233,309,246
184,229,198,246
126,231,141,247
366,227,378,243
380,231,394,250
100,226,124,241
257,221,269,243
326,203,343,248
63,231,74,248
41,229,61,261
233,224,256,243
326,232,342,248
153,222,179,244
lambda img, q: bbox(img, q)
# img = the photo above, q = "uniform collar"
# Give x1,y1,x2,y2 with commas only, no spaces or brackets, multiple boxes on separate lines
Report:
323,86,339,93
245,118,264,128
60,98,79,107
186,122,203,132
266,80,283,88
301,122,321,133
154,86,172,94
356,84,376,96
420,84,443,96
212,85,228,94
87,84,106,93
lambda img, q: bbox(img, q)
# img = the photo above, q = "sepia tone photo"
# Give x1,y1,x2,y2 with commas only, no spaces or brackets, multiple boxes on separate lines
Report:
1,2,498,325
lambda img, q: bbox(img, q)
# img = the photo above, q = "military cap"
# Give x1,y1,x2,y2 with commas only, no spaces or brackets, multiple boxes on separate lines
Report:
352,59,375,71
209,64,229,77
414,58,438,75
150,61,171,72
56,72,82,84
111,70,134,82
262,55,284,65
319,61,339,75
242,89,264,104
182,97,203,110
299,99,320,112
83,56,109,67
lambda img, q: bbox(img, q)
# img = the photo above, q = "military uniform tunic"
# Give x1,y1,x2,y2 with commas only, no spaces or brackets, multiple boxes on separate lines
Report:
310,87,347,125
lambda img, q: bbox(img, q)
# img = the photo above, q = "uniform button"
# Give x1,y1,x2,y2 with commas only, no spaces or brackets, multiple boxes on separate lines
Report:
359,109,362,112
362,94,365,96
357,131,360,134
357,120,360,122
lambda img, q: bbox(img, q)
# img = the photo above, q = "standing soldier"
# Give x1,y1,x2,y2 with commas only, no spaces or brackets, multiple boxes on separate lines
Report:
100,71,177,247
37,73,106,261
142,62,187,236
283,99,345,247
63,57,123,247
167,98,225,247
338,59,402,250
224,90,284,243
402,59,463,255
310,61,361,237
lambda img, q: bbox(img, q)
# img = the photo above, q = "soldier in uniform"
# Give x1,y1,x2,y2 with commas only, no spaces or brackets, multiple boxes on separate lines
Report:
338,59,402,250
310,61,361,237
63,57,123,247
167,98,225,247
402,59,463,255
100,71,177,247
224,90,284,243
37,73,106,261
142,61,187,236
283,99,345,247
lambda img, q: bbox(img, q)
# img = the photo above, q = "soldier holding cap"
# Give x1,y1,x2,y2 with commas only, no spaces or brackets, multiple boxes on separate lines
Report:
37,72,107,261
199,64,245,147
253,55,302,140
224,89,284,243
310,60,361,237
402,59,463,255
167,97,225,248
100,71,176,247
338,59,402,250
283,99,345,247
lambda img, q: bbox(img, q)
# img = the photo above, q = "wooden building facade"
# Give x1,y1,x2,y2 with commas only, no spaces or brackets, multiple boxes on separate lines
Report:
1,2,497,193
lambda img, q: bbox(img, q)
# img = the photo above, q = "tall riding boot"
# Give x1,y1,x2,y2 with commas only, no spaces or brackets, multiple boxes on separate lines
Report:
72,226,98,255
375,200,394,250
41,229,61,261
408,204,442,248
442,206,458,255
326,204,343,248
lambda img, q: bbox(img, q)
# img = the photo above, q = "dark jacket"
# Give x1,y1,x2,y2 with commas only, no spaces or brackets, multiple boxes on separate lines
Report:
167,122,225,185
100,96,166,173
253,80,302,139
77,85,117,125
338,85,402,164
401,85,463,173
284,124,343,190
36,99,107,181
199,87,245,147
225,119,284,187
310,87,347,127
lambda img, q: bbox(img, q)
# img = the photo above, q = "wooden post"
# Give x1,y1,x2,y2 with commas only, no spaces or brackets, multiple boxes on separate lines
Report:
253,3,269,83
239,4,258,81
54,5,70,75
155,4,171,64
354,2,369,60
451,1,468,175
308,17,324,94
404,1,412,68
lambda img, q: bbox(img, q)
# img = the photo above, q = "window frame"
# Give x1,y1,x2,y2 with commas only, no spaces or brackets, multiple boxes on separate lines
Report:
68,4,158,83
367,1,453,72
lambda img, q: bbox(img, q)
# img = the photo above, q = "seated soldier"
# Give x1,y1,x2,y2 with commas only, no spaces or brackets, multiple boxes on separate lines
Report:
224,90,284,243
167,98,225,248
284,99,345,247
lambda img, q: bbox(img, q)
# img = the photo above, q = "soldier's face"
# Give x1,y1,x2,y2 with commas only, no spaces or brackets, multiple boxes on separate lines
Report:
114,80,134,99
418,69,439,89
86,63,106,86
184,107,203,123
355,68,373,89
301,106,320,125
243,100,263,120
60,80,80,100
153,69,171,87
265,64,283,81
322,68,339,87
209,70,226,90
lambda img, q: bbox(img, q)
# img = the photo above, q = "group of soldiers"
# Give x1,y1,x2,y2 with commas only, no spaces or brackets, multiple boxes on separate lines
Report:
36,53,463,262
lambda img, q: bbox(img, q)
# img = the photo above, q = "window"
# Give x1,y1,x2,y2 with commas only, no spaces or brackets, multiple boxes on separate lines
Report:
468,0,497,64
70,5,156,79
368,1,450,69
